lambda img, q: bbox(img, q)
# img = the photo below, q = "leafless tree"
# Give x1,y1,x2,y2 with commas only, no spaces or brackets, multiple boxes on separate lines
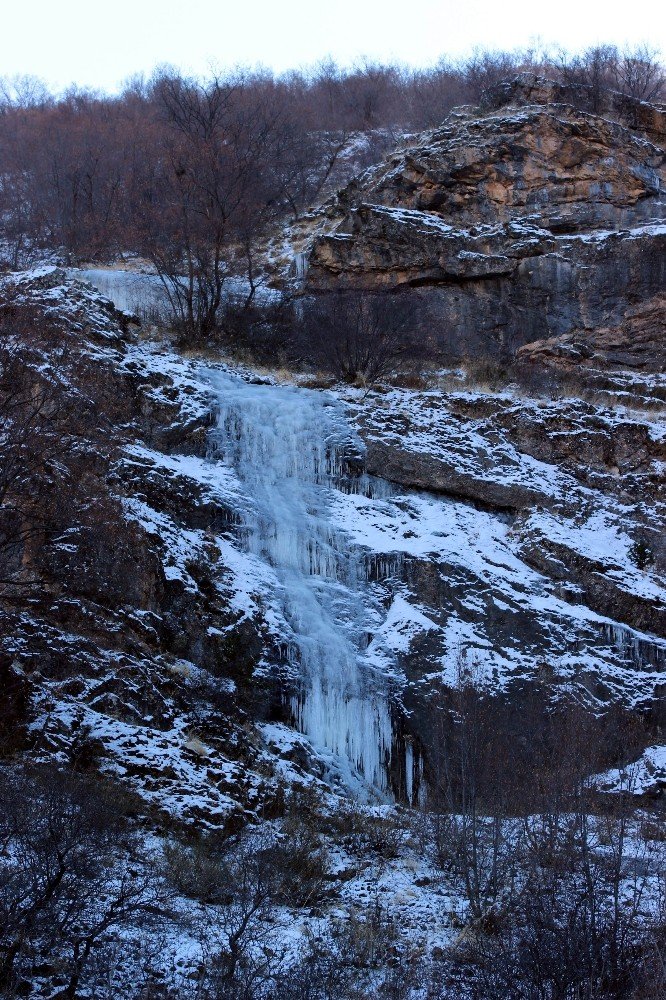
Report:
426,658,522,921
556,44,622,111
0,47,663,280
297,291,425,384
461,49,533,102
133,72,281,341
463,783,665,1000
0,767,163,999
613,45,666,102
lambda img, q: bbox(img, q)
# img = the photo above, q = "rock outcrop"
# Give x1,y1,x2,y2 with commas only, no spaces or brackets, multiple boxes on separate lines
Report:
339,379,666,648
294,78,666,361
516,294,666,373
480,73,666,146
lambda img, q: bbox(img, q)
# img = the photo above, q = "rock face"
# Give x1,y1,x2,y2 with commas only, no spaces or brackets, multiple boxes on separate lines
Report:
480,73,666,147
342,379,666,642
297,78,666,360
516,294,666,373
3,266,664,824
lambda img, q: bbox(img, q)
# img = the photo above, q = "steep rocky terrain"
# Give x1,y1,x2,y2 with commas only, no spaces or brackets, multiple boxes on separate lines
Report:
267,76,666,750
4,78,664,820
0,77,665,998
3,262,664,820
0,266,321,832
287,75,665,361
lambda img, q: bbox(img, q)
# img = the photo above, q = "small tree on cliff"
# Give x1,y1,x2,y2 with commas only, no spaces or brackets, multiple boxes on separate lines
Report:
614,44,666,101
0,300,77,585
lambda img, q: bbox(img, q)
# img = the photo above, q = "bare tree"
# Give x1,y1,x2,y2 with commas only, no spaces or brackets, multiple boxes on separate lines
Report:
464,784,665,1000
134,72,280,341
426,659,521,921
0,301,76,585
614,45,666,102
0,768,163,998
461,49,531,102
297,291,425,384
555,44,621,111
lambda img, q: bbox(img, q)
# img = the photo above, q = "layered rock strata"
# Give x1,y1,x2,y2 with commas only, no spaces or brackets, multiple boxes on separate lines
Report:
295,78,666,360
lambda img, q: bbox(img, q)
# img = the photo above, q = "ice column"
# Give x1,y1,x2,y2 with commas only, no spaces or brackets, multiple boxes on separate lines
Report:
207,369,394,795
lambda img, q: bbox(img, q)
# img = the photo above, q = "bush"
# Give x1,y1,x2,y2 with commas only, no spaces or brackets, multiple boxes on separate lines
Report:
0,656,30,757
0,766,162,998
295,292,428,385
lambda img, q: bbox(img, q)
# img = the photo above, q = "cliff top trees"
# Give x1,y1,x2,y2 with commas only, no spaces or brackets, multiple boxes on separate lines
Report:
556,43,666,108
132,72,282,341
0,46,663,337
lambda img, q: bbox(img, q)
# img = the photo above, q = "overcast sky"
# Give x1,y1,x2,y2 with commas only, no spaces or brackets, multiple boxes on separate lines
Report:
2,0,664,93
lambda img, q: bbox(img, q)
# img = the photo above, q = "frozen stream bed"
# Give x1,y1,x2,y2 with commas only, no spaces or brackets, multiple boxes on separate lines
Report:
207,369,398,797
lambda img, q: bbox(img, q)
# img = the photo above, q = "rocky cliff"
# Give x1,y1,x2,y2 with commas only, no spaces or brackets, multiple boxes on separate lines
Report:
3,264,664,826
1,74,666,1000
2,79,665,825
0,267,317,832
292,76,665,361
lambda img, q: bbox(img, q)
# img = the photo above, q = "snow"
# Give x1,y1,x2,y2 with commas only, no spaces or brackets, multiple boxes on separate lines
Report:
122,495,208,594
341,384,575,505
10,263,61,282
124,443,243,504
556,221,666,243
362,204,458,234
68,266,281,322
370,594,439,654
30,681,252,826
595,745,666,796
521,508,666,605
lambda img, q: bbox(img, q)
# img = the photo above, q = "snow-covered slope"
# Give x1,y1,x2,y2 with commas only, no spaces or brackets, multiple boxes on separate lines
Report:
3,265,664,826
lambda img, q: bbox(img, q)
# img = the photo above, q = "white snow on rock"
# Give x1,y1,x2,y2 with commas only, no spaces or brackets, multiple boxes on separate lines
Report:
11,261,662,817
595,745,666,796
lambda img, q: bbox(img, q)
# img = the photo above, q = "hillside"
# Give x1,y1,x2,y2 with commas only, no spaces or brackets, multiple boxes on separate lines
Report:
0,76,664,1000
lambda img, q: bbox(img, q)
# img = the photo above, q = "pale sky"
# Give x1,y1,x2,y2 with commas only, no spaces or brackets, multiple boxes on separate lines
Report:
2,0,664,93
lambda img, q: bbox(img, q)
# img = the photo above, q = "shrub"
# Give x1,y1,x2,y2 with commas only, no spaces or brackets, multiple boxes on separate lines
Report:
295,292,428,385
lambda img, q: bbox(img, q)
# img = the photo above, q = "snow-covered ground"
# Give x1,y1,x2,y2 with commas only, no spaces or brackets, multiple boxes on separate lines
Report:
114,345,666,796
68,266,280,324
122,359,666,798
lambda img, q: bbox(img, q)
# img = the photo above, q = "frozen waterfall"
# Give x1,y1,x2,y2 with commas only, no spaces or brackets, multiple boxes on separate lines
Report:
206,369,396,796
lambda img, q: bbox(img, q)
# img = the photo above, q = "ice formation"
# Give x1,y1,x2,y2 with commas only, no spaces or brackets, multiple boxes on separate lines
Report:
207,370,396,795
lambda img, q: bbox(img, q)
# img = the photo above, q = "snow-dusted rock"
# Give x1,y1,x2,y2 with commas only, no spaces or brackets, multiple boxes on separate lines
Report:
290,78,666,361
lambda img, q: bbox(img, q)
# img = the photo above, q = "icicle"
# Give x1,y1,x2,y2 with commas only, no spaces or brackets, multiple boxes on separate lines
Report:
207,370,399,796
405,739,414,805
417,755,427,808
293,252,309,282
601,622,666,670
